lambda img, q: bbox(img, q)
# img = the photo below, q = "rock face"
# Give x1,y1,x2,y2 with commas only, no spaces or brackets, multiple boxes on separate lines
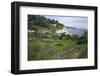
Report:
56,27,72,36
28,25,73,36
51,24,57,27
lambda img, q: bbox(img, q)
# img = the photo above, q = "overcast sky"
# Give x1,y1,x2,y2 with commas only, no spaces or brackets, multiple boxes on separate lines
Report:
45,15,88,29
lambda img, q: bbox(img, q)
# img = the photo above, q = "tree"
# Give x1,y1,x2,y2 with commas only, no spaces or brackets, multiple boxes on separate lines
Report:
59,33,66,40
71,35,79,41
56,23,64,29
28,15,64,32
77,31,88,44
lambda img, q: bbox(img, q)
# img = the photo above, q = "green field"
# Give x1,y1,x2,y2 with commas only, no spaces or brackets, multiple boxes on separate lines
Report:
28,39,87,60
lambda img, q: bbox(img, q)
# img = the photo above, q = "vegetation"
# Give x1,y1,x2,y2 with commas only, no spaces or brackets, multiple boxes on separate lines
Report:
28,15,64,31
28,39,76,60
28,15,88,60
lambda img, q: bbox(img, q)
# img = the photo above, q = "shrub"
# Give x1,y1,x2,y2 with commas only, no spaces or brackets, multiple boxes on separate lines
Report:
55,43,63,47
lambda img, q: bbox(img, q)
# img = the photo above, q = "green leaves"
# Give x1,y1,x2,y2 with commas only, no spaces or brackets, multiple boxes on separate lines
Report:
28,15,64,31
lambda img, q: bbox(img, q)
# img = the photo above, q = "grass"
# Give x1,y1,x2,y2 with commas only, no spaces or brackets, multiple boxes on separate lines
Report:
56,44,88,59
28,39,83,60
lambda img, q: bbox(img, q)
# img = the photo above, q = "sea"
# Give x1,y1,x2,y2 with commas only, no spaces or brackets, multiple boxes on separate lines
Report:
66,27,87,37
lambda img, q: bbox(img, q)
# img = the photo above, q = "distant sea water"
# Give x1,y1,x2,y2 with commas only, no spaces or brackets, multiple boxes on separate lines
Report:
66,27,87,37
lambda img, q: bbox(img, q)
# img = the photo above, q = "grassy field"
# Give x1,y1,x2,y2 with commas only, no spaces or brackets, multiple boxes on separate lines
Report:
28,39,87,60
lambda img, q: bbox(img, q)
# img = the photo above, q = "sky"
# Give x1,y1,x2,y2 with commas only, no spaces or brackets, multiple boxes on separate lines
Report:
45,15,88,29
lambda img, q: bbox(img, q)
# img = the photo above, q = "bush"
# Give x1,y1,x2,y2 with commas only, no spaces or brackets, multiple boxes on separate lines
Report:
55,43,63,47
71,35,79,41
77,31,87,44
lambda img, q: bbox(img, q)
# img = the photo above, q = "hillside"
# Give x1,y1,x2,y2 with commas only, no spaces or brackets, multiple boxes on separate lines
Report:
28,15,88,61
28,15,64,32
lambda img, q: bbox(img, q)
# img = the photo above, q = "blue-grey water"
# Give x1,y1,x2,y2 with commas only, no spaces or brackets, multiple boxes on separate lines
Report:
67,27,87,37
